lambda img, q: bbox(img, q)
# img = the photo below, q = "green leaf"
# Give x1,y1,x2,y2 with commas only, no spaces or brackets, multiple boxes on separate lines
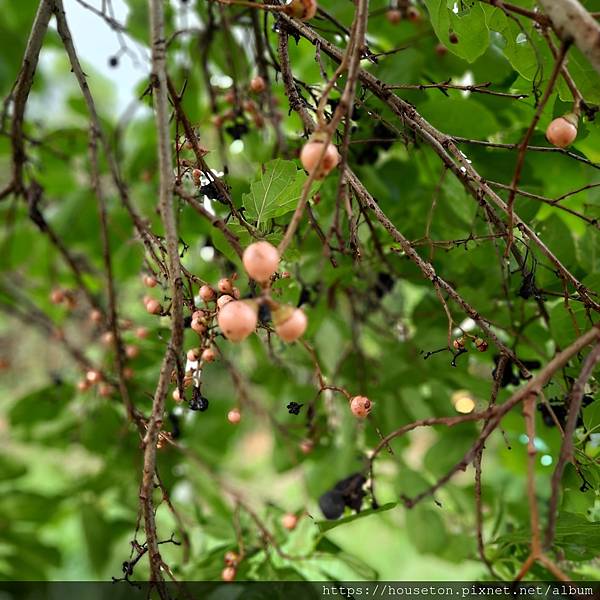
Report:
315,502,398,533
9,384,72,428
418,97,499,138
0,454,27,481
405,505,448,555
425,0,489,62
242,159,319,225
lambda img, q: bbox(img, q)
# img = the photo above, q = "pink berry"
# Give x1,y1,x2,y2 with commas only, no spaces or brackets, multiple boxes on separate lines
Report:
98,383,114,398
101,331,115,346
221,566,236,582
202,348,216,362
145,298,161,315
250,75,266,94
243,241,280,283
300,140,340,179
187,348,200,362
191,318,207,334
192,310,205,321
227,408,241,424
546,115,578,148
86,370,102,384
218,278,234,294
199,285,216,302
217,294,234,309
89,309,103,324
281,513,299,531
350,395,372,418
50,288,65,305
275,308,308,343
125,344,139,359
435,42,448,56
217,300,258,342
77,379,90,392
143,275,158,288
407,6,421,21
299,439,314,454
386,9,402,24
135,327,149,340
284,0,317,20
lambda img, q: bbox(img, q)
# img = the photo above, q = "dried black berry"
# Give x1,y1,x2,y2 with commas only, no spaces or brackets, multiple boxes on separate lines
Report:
109,56,119,68
168,411,181,439
258,303,272,325
318,490,345,520
190,388,209,412
334,473,367,513
287,401,303,415
319,473,367,520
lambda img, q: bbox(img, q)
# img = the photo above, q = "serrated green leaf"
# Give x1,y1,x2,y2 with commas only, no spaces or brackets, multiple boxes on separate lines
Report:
242,159,318,225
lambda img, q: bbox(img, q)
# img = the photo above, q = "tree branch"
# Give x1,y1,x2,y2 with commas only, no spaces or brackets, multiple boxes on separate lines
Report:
538,0,600,76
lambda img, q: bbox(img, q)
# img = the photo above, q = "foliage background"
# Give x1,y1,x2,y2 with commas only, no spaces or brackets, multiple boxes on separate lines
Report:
1,0,600,583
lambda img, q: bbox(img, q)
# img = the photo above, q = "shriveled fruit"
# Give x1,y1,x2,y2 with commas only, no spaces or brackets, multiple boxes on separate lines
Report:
217,300,258,342
300,138,340,179
546,114,578,148
474,338,488,352
217,294,234,309
101,331,115,346
227,408,241,424
172,388,182,403
452,337,465,350
189,393,209,412
77,379,90,392
274,306,307,342
284,0,317,20
242,241,280,282
224,551,239,567
318,490,345,520
350,395,372,418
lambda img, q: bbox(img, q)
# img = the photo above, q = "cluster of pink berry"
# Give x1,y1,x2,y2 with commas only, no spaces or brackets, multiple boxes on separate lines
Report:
216,241,308,344
385,3,422,24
